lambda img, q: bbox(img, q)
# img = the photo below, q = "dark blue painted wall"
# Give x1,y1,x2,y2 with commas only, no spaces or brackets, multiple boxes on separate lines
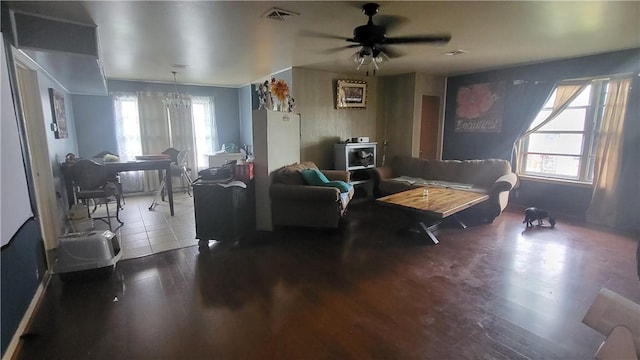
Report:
443,49,640,161
442,49,640,221
1,219,45,355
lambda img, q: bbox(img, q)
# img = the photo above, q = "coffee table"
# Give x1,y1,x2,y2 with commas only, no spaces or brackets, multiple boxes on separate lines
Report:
376,186,489,245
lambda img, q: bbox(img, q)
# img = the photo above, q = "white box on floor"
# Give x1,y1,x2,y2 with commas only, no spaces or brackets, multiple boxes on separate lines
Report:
52,230,122,276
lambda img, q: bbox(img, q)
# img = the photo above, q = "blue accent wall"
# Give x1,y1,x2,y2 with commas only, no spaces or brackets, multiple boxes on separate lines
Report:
443,49,640,161
1,219,45,356
442,49,640,221
71,94,117,158
238,84,253,153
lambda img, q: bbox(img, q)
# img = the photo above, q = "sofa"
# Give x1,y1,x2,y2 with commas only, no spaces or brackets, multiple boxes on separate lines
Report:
374,156,518,221
270,161,354,229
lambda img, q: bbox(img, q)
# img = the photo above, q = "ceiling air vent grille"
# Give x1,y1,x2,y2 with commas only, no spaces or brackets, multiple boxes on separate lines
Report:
263,8,300,21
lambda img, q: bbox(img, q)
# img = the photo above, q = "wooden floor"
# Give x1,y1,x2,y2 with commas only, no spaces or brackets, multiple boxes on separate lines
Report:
15,202,639,360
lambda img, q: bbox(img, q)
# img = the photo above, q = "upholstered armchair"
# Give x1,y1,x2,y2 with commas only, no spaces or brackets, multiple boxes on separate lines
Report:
270,162,354,229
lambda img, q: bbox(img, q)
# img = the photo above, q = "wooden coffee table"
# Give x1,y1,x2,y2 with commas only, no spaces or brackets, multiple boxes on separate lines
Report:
376,187,489,245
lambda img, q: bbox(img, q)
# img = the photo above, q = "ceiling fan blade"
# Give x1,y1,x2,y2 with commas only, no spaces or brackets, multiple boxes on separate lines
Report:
299,30,349,41
375,15,407,33
379,46,404,59
321,44,361,54
385,34,452,45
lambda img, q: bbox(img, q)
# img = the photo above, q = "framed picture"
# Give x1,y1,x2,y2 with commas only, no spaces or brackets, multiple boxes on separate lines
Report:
48,88,68,139
336,80,367,109
454,81,506,133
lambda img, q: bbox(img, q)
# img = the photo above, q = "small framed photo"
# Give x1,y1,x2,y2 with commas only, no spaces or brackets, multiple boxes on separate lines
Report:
336,80,367,109
48,88,68,139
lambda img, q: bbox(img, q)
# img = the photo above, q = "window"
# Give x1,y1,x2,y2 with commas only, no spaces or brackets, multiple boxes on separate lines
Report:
113,94,145,193
113,94,142,161
191,97,218,171
517,79,608,183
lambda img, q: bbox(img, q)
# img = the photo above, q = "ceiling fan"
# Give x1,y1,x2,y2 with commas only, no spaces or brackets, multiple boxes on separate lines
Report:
320,3,452,74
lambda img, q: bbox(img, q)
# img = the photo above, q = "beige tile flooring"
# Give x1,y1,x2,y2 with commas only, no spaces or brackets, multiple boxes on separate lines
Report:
91,190,198,260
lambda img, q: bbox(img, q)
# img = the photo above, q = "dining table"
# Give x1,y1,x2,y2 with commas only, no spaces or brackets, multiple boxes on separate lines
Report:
62,158,175,216
105,159,175,216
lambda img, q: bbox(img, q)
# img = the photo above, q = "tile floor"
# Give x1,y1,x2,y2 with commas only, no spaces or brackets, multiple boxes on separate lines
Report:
90,189,198,260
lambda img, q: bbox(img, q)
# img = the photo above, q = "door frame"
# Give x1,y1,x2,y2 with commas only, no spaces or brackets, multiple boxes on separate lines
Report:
412,92,444,160
13,49,59,256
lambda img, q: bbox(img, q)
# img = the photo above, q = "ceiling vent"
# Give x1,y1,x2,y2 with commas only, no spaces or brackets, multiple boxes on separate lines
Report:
443,49,469,56
262,8,300,21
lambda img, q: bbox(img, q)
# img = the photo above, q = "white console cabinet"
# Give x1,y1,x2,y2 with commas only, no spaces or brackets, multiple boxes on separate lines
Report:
334,142,377,200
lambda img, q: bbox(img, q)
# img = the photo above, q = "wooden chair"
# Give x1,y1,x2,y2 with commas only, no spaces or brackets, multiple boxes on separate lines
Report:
67,159,123,230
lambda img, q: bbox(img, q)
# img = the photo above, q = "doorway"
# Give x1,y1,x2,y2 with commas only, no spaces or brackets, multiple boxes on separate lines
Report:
14,57,59,257
419,95,440,160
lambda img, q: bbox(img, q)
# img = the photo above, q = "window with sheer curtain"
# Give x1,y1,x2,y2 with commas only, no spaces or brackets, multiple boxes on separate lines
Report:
113,93,144,192
517,79,609,183
112,93,218,192
191,96,218,171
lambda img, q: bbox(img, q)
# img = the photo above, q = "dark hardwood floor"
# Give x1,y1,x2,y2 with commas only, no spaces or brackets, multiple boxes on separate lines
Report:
15,202,639,360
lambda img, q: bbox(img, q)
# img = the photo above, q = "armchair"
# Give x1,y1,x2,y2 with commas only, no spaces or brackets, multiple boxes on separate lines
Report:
270,162,354,229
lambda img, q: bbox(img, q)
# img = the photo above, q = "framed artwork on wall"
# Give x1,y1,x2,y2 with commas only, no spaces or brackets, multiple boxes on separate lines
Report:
336,80,367,109
48,88,68,139
454,81,506,133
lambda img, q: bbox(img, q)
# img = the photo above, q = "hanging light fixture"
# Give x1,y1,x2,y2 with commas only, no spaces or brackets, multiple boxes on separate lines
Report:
351,46,388,76
163,71,190,109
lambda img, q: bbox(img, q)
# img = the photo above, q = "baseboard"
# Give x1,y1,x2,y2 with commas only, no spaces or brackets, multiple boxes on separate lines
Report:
2,271,50,360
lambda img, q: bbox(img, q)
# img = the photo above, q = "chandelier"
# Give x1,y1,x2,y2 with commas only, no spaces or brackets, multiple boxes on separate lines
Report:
163,71,190,109
351,46,388,76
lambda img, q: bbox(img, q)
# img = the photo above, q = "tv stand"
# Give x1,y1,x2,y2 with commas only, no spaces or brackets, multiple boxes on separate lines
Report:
334,142,377,201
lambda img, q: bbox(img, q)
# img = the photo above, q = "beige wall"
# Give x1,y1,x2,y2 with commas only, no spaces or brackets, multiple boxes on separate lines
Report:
412,73,446,158
378,73,446,162
378,73,416,161
292,68,378,169
290,68,445,169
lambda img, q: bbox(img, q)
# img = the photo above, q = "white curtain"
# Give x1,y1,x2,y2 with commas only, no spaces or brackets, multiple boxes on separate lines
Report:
519,82,590,139
168,99,195,179
113,93,144,193
586,78,632,227
191,96,219,171
113,92,217,193
138,92,171,191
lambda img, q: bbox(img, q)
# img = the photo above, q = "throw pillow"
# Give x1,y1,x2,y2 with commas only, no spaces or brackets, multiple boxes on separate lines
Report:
326,180,352,194
301,169,352,194
301,168,329,185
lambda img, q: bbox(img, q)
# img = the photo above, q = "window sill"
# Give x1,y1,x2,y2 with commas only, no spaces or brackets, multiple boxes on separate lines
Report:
517,174,593,188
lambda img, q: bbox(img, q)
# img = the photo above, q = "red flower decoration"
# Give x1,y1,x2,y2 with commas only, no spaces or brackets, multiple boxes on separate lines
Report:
270,78,289,102
456,83,496,119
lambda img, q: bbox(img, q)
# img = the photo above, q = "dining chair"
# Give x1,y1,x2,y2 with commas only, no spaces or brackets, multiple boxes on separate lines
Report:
93,150,125,208
149,148,193,210
67,159,124,230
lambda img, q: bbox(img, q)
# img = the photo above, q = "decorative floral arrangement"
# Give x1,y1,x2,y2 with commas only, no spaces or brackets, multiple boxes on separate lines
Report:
270,78,289,102
456,83,497,120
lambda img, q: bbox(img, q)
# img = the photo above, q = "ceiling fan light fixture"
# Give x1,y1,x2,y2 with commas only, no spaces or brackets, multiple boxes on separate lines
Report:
351,46,387,73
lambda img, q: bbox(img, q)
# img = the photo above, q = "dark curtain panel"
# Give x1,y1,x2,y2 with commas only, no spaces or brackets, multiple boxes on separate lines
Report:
616,75,640,233
493,81,555,164
442,81,554,161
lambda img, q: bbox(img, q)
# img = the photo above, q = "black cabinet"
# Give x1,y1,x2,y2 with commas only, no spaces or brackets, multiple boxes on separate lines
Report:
192,179,254,243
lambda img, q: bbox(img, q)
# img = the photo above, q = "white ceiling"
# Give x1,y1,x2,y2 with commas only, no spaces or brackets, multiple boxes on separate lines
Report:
8,1,640,88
